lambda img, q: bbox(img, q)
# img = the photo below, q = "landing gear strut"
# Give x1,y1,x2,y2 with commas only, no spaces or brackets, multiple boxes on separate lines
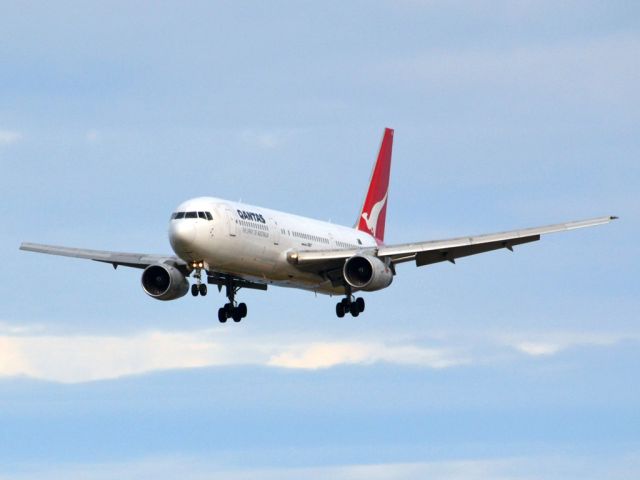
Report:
336,287,365,318
217,278,247,323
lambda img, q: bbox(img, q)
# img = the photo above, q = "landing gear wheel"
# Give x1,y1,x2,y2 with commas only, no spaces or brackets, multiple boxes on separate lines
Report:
191,284,199,297
232,308,242,322
224,303,233,317
218,308,227,323
349,302,360,317
238,302,247,318
199,283,208,296
355,297,365,313
336,302,345,318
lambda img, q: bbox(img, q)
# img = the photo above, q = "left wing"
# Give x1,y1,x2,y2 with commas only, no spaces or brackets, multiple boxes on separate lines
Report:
19,242,190,272
287,216,617,275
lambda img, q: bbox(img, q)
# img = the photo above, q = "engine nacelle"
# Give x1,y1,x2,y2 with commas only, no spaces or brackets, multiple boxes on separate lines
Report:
343,254,393,292
141,263,189,301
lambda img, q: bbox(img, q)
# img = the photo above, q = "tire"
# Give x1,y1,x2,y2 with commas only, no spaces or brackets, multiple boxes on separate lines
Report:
238,302,248,318
341,298,350,307
336,302,345,318
232,308,242,323
224,303,233,316
349,302,360,317
218,308,227,323
191,284,199,297
355,297,365,313
199,283,208,296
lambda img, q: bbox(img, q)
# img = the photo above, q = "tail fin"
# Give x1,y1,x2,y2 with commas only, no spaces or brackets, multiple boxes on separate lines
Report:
356,128,394,244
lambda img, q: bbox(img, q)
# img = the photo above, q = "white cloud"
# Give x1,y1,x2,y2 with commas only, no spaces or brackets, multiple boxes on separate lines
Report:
504,331,629,357
514,341,562,356
268,341,467,370
0,326,636,383
4,454,640,480
238,129,290,150
0,329,467,383
0,331,241,383
85,129,99,142
239,130,280,150
0,129,23,145
0,337,31,377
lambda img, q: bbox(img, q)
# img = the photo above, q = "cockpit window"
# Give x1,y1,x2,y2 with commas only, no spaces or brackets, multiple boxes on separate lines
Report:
172,210,212,220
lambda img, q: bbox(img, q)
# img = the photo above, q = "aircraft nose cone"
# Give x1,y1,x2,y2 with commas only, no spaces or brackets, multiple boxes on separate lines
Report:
169,221,196,252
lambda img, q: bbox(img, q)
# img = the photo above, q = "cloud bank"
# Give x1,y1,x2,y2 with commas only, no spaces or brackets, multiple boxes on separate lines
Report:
0,325,636,384
3,453,640,480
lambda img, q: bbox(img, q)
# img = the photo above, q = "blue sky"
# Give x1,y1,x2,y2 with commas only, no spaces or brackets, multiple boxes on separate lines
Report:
1,1,638,478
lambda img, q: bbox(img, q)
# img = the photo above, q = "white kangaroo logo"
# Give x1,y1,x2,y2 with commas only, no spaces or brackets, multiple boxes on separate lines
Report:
361,191,388,238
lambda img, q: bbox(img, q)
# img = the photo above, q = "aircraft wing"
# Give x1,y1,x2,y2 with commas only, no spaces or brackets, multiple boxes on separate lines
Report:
288,216,617,276
19,242,189,272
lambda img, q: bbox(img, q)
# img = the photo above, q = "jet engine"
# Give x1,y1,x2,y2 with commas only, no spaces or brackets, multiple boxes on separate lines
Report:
343,254,393,292
141,263,189,301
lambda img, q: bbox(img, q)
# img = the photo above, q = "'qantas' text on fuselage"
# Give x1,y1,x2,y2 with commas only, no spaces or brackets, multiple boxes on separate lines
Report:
237,210,266,223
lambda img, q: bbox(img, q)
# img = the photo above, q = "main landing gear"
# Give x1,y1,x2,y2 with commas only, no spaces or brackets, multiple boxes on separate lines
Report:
217,278,247,324
336,295,365,318
190,263,257,324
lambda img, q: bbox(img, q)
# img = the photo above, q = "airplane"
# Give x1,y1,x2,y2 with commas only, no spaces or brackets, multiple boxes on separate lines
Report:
20,128,617,323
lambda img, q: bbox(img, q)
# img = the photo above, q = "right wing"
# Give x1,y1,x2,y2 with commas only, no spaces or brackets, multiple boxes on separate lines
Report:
378,215,617,266
19,242,190,272
287,216,617,278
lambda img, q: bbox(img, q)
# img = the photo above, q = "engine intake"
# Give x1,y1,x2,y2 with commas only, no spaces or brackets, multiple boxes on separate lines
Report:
343,254,393,292
141,264,189,301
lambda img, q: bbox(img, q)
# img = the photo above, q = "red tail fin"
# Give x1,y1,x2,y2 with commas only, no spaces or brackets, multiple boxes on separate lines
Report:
356,128,394,244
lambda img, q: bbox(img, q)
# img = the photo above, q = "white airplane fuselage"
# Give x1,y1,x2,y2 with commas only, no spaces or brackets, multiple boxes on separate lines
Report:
169,196,377,295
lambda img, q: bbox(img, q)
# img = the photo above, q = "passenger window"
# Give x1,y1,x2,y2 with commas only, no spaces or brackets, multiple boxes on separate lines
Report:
176,212,185,219
198,212,206,219
205,212,213,221
185,212,197,219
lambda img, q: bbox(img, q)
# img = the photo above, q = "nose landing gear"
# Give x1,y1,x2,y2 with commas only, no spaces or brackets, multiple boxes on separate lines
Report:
190,262,208,296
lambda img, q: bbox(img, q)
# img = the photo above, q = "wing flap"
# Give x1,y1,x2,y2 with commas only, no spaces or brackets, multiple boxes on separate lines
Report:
415,235,539,266
287,248,373,266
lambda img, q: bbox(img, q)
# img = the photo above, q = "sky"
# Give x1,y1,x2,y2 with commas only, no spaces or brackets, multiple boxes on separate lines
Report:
1,0,639,478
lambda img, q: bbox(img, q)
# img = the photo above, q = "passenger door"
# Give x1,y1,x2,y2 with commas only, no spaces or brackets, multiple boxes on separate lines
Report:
271,218,281,246
225,208,237,237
